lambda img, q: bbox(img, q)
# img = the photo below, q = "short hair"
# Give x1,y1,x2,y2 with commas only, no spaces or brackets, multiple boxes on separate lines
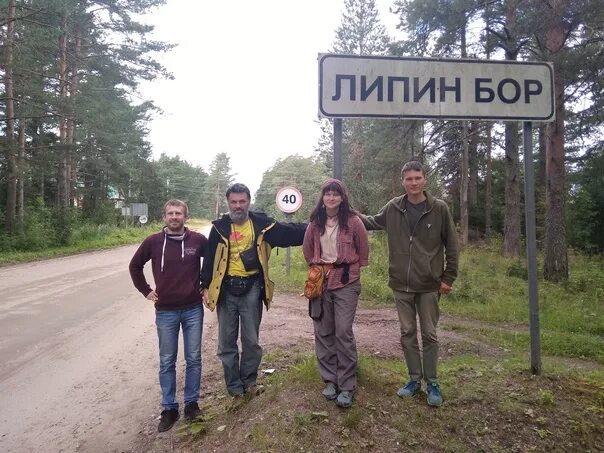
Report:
163,199,188,217
226,183,251,200
401,160,426,177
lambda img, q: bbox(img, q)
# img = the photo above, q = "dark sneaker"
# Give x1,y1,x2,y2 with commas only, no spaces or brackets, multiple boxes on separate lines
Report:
244,384,265,396
322,382,338,400
228,388,244,398
426,382,443,407
184,402,202,421
335,390,353,408
157,409,179,432
397,380,421,398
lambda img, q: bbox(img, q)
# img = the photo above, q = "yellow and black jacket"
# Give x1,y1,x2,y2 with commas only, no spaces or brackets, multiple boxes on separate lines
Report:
200,211,306,311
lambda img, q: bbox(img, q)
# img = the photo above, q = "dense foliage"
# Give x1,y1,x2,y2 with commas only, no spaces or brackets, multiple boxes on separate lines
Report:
1,0,602,261
0,0,218,251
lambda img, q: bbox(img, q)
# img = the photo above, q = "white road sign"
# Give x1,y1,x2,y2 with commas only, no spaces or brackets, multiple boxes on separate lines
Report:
275,186,303,213
319,54,555,121
138,215,148,224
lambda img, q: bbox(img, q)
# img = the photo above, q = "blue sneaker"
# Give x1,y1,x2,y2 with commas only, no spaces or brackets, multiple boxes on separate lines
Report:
335,390,353,408
322,382,338,400
396,380,421,398
426,382,443,407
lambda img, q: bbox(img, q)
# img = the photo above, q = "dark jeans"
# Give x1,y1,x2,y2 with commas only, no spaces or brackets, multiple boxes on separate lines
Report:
216,280,263,395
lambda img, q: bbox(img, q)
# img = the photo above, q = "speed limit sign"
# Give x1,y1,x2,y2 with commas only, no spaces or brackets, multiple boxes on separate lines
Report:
275,186,303,213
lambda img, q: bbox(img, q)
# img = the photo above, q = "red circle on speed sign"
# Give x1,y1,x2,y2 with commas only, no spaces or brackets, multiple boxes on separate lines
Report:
275,186,303,213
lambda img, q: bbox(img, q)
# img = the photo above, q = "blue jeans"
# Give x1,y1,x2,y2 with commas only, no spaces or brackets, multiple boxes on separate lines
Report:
155,305,203,410
217,281,263,395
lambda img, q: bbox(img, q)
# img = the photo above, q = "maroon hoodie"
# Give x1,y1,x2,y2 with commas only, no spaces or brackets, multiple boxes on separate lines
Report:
129,227,207,310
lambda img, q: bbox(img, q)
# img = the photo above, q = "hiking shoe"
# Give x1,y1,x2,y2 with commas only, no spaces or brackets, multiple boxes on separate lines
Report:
228,388,244,398
426,382,443,407
245,384,265,396
184,402,202,421
322,382,338,400
335,390,353,408
397,380,421,398
157,409,179,432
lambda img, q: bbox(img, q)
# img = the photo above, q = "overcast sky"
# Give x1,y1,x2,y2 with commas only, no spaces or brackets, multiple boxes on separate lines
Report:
139,0,400,197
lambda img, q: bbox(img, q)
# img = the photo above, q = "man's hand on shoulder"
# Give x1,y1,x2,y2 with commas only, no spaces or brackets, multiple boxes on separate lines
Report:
439,282,452,295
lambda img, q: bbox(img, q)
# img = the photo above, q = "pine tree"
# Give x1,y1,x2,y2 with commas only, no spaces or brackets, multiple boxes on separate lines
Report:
204,153,234,220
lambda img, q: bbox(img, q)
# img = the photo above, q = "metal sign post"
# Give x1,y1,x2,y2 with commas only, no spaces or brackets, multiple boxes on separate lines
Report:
523,122,541,375
334,118,343,180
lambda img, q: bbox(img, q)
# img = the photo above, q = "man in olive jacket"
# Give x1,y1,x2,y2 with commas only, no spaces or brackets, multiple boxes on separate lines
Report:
361,161,458,407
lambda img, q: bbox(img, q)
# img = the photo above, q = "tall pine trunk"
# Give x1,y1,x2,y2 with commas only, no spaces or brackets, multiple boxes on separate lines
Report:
482,5,493,237
502,0,521,257
503,121,521,257
544,29,568,281
3,0,17,233
66,24,81,207
18,122,25,227
468,121,479,207
485,122,493,236
57,14,70,208
459,20,469,246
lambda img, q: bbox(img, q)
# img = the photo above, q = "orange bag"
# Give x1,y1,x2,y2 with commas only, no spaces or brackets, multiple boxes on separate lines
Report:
303,264,326,299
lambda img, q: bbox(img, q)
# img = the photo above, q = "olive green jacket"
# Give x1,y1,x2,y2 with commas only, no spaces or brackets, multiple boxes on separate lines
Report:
361,191,458,293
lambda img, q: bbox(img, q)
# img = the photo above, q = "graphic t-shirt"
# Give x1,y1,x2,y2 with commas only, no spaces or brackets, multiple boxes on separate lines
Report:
228,219,258,277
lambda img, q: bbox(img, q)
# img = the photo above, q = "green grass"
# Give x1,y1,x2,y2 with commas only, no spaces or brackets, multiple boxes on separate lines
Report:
190,349,604,452
0,222,164,265
269,235,604,362
0,218,210,265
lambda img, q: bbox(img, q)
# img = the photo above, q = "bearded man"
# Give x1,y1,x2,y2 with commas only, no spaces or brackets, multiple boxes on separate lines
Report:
200,183,306,397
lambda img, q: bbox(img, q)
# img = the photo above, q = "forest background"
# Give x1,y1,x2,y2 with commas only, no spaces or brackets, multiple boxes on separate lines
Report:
1,0,603,285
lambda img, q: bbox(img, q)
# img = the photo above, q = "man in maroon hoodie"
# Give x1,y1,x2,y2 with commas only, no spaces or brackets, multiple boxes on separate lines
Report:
129,199,207,432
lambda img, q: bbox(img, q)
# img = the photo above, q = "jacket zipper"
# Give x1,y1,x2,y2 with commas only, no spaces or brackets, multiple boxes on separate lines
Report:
404,205,432,292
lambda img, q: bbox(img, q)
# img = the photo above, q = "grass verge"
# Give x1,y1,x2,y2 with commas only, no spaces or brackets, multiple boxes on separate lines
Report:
176,349,604,452
0,219,208,265
268,235,604,362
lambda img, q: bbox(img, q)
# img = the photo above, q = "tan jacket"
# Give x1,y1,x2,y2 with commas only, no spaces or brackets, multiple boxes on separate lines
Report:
200,211,306,311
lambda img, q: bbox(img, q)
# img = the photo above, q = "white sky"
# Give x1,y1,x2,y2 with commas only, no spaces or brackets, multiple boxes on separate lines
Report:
139,0,400,197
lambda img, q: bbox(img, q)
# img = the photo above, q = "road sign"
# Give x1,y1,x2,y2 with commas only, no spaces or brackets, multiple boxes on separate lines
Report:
319,54,554,121
130,203,148,216
138,215,148,224
275,186,303,213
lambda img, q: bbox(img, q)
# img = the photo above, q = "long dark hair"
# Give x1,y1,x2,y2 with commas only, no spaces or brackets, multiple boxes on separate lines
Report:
309,179,357,234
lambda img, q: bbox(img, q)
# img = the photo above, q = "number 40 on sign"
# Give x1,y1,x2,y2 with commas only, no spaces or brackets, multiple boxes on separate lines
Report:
275,186,303,214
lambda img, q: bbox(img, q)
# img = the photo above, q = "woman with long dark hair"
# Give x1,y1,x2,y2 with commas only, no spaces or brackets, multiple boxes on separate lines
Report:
302,179,369,408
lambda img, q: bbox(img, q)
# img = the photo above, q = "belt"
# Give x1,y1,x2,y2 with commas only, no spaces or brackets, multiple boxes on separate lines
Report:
321,262,351,284
224,274,259,287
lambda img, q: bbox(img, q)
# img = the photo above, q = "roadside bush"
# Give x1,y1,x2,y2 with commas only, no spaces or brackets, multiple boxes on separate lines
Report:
87,201,120,225
70,223,116,243
506,261,528,280
15,198,56,251
52,207,78,246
